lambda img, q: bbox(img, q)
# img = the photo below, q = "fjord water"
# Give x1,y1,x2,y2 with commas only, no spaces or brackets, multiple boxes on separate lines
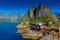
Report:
0,22,24,40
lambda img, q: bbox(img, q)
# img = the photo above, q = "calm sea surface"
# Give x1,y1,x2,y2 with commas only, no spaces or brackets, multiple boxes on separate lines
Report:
0,22,25,40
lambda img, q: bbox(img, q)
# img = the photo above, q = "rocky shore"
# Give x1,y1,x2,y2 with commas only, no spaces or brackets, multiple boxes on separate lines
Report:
17,22,60,40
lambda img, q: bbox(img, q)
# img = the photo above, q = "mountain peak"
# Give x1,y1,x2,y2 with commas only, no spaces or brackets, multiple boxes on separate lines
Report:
22,4,57,22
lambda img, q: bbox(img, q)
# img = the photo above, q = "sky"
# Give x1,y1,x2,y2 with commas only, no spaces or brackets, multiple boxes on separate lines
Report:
0,0,60,15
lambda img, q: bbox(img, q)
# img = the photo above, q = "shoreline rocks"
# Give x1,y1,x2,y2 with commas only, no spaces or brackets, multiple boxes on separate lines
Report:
17,22,60,40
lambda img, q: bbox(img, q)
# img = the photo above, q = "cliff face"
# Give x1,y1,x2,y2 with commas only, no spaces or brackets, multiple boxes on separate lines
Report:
28,7,35,19
28,4,50,19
